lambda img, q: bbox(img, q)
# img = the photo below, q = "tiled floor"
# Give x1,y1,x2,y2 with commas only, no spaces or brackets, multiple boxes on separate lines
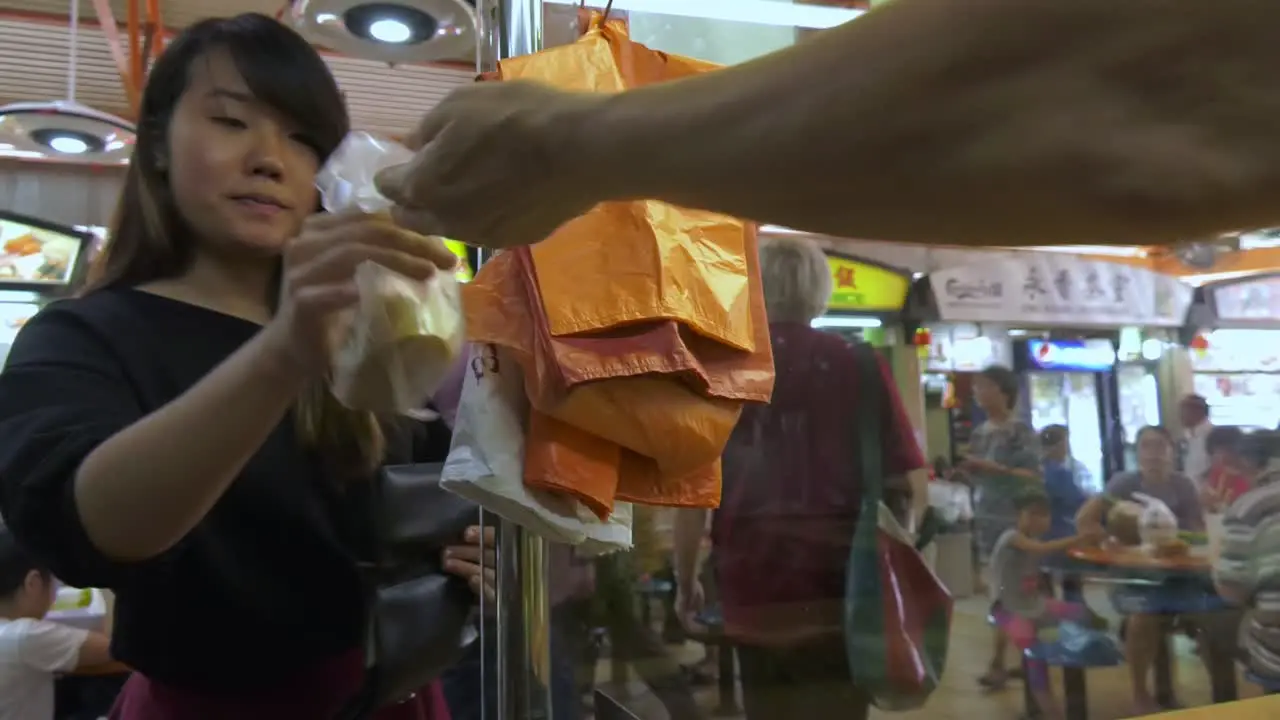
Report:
594,584,1265,720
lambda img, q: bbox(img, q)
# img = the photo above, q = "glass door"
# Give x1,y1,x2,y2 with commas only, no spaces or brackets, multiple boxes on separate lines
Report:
1116,363,1161,470
1027,371,1105,490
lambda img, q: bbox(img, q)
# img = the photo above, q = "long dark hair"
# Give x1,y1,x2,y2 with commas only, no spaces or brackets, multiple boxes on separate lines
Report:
87,14,384,477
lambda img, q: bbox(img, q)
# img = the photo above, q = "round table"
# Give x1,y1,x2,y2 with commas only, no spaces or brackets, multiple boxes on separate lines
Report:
1067,543,1238,709
1067,543,1212,574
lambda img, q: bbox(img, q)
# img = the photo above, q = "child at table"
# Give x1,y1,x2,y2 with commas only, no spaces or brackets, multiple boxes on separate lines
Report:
986,492,1104,718
0,526,113,720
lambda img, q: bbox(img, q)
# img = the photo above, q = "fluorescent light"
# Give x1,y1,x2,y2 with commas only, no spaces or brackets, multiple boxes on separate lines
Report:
1022,245,1150,258
812,316,882,329
547,0,864,30
1141,338,1164,361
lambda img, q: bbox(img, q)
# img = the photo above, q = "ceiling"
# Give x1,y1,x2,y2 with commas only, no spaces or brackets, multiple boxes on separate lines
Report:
0,0,479,137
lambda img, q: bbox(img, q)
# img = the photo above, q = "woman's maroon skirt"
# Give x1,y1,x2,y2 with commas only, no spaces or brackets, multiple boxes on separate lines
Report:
108,650,450,720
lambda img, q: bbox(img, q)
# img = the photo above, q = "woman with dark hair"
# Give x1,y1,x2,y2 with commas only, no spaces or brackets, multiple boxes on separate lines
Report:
1077,426,1205,715
965,365,1041,688
0,14,485,719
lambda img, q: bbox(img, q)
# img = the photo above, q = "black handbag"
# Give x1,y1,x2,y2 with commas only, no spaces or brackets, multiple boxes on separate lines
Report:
337,462,481,719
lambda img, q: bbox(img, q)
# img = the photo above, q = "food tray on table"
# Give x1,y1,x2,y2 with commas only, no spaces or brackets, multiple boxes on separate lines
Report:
1068,539,1211,574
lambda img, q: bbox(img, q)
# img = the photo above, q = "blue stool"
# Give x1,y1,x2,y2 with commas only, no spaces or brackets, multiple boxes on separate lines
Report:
1246,671,1280,694
687,606,739,718
990,609,1122,720
635,577,673,628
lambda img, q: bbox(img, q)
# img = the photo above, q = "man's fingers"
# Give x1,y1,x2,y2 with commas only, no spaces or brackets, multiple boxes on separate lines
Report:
405,105,455,150
390,205,447,240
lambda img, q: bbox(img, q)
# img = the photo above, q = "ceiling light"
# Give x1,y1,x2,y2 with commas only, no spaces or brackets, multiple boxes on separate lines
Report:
0,0,135,166
368,18,413,43
545,0,865,30
0,101,135,165
811,315,883,329
292,0,475,64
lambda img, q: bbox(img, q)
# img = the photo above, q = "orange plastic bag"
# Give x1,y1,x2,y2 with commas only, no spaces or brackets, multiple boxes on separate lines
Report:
523,410,722,518
498,17,755,352
463,251,741,478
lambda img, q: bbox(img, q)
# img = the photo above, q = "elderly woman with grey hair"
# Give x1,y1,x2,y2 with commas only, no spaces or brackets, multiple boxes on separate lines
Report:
673,235,925,720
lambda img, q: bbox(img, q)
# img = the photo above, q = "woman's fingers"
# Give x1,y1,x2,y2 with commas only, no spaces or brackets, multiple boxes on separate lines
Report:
446,524,499,601
291,214,459,272
293,243,441,287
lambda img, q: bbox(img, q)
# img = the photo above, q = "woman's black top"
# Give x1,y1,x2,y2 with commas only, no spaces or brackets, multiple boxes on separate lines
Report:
0,288,451,691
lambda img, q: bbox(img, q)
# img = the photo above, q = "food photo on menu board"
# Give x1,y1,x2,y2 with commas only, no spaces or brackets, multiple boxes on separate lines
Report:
0,213,91,288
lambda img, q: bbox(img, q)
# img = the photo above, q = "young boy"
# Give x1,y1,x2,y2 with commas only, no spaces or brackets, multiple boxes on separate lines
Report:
0,526,112,720
986,492,1105,719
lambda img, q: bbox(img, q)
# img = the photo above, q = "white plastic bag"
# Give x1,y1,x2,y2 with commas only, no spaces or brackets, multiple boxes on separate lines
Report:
1132,492,1179,548
927,480,973,524
578,501,633,556
441,344,590,544
316,131,463,412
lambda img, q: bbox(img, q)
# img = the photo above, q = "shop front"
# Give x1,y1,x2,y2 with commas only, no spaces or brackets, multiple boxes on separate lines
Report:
1187,273,1280,431
913,254,1194,483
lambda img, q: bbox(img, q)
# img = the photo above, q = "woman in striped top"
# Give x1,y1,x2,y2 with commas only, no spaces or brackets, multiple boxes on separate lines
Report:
1212,431,1280,690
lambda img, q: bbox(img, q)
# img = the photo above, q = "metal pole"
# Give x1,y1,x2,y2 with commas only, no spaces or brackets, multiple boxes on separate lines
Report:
473,3,549,720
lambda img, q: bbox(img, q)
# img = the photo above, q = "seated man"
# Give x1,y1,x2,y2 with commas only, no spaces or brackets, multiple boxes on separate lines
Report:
1213,432,1280,693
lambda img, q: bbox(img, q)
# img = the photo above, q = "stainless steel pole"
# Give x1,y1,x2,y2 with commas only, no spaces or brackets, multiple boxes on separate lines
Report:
473,3,548,720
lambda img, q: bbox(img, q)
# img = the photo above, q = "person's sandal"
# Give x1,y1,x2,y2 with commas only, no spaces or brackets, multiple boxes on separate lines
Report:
978,668,1010,690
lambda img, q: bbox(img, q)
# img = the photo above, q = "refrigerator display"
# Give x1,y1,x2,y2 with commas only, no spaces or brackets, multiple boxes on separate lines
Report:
1027,371,1106,491
1116,363,1162,468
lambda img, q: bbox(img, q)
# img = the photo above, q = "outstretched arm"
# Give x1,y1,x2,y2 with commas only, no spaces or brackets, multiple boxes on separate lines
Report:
592,0,1280,245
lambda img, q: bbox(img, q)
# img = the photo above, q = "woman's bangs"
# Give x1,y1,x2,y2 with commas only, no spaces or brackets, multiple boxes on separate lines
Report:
208,16,350,157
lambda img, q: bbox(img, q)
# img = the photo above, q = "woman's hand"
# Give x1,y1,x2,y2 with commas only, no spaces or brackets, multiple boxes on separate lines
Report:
443,525,497,603
258,211,458,376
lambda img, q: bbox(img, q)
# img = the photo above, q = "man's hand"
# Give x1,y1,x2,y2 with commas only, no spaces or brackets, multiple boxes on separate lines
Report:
376,82,609,249
675,578,706,631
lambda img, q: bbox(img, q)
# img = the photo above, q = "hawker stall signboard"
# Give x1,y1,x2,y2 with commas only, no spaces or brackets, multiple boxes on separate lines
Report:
826,254,911,312
928,256,1193,327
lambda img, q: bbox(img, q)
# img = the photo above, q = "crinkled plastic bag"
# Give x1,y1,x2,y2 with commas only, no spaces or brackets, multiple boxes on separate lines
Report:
1132,492,1180,548
441,344,590,544
316,132,464,412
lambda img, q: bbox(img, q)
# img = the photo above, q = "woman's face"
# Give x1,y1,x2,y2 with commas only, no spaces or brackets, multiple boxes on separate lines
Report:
1137,431,1173,474
972,375,1007,413
166,51,321,256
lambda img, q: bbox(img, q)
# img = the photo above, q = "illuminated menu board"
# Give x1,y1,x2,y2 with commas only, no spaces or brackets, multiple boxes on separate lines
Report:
0,216,88,287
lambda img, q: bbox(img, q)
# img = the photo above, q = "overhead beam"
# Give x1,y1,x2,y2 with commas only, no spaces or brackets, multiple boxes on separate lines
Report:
88,0,139,110
0,8,476,71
